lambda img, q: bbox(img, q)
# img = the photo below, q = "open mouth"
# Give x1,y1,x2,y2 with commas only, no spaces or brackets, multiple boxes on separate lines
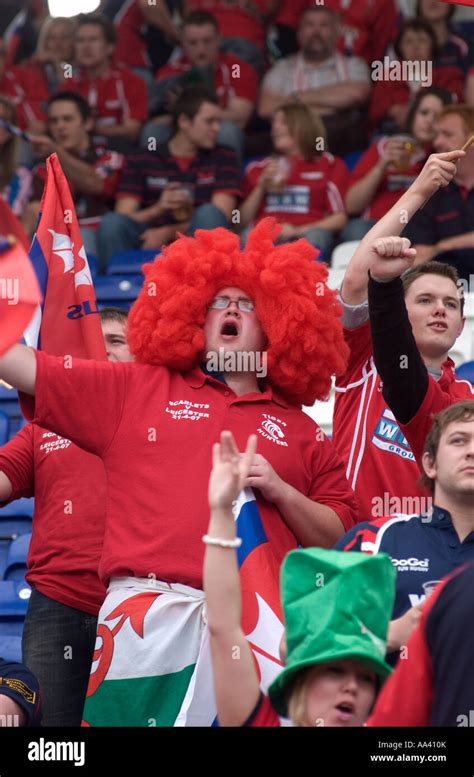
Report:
335,702,355,720
428,322,448,331
220,320,239,339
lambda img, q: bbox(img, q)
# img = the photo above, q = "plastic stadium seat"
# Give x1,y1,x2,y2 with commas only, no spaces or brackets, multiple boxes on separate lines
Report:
303,378,336,438
456,361,474,384
0,635,22,662
0,383,20,421
326,268,344,290
94,275,143,309
0,581,30,617
4,533,31,581
330,241,360,270
343,150,364,172
107,249,159,275
0,499,34,521
0,411,8,446
87,254,98,278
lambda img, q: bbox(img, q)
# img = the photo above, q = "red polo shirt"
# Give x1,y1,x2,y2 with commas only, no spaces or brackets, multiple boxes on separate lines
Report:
29,353,358,587
333,320,427,519
0,423,107,615
155,53,258,107
59,64,147,129
243,153,349,226
0,67,41,129
113,0,150,70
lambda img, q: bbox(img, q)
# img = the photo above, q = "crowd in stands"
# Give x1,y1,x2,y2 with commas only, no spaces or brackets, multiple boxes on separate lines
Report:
0,0,474,732
0,0,472,274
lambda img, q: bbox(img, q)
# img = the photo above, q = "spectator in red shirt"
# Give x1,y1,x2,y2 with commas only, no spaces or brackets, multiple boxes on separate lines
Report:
184,0,280,75
0,97,32,220
105,0,179,73
369,19,465,133
0,308,133,727
98,84,241,269
145,12,258,163
0,36,41,131
343,86,453,241
60,14,148,148
241,103,348,258
23,92,124,260
14,16,76,135
203,436,394,727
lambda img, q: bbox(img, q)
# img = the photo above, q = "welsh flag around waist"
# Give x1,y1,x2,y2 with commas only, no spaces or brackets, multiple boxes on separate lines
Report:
83,489,285,727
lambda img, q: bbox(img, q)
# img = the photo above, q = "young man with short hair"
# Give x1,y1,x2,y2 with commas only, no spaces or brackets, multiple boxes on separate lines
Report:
24,92,124,259
336,399,474,658
60,14,148,146
334,150,471,519
98,84,241,268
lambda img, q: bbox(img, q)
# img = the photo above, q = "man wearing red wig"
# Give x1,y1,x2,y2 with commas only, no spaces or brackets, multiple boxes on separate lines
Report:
0,218,358,725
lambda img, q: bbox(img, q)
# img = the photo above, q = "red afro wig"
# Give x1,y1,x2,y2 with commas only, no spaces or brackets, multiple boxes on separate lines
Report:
127,218,349,406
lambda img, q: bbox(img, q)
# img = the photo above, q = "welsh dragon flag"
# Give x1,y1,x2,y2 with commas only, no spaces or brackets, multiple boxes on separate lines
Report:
83,489,286,727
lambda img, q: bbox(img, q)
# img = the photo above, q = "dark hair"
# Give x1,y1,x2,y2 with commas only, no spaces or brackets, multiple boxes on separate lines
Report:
402,260,464,317
99,307,129,325
171,84,219,134
405,85,453,135
299,6,337,26
420,400,474,494
416,0,456,25
76,14,116,46
47,91,91,122
394,19,438,61
182,11,219,32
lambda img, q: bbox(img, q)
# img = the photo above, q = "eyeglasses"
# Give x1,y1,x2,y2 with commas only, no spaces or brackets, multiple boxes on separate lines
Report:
208,296,255,313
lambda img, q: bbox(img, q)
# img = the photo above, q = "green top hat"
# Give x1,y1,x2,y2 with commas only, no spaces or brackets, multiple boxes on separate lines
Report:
268,548,396,717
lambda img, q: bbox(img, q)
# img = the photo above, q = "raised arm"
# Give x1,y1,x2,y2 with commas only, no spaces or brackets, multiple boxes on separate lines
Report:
342,150,465,306
0,345,36,395
204,431,261,727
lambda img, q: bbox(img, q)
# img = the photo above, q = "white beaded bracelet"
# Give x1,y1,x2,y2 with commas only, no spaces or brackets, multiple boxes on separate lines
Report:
202,534,242,549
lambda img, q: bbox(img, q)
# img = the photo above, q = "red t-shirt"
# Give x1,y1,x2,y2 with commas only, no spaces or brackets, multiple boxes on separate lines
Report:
401,362,474,468
243,153,349,226
333,321,426,519
0,423,107,615
348,138,428,220
59,65,148,128
276,0,398,64
155,53,258,108
245,693,281,727
113,0,150,70
185,0,274,48
369,66,465,128
29,354,358,587
0,67,42,129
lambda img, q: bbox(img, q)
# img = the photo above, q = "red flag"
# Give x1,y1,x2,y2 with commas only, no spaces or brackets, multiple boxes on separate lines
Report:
24,153,107,361
0,237,42,357
440,1,474,6
0,196,30,251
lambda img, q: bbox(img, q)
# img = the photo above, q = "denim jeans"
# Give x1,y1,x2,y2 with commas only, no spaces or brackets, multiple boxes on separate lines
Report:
220,37,264,76
340,218,377,242
188,203,230,234
22,589,98,726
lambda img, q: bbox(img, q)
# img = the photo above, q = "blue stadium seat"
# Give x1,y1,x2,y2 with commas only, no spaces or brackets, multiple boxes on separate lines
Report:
0,411,8,445
87,254,98,278
344,150,364,172
457,360,474,384
4,533,31,581
0,499,34,521
94,275,143,309
107,250,159,275
0,581,30,617
0,383,20,421
0,635,22,662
